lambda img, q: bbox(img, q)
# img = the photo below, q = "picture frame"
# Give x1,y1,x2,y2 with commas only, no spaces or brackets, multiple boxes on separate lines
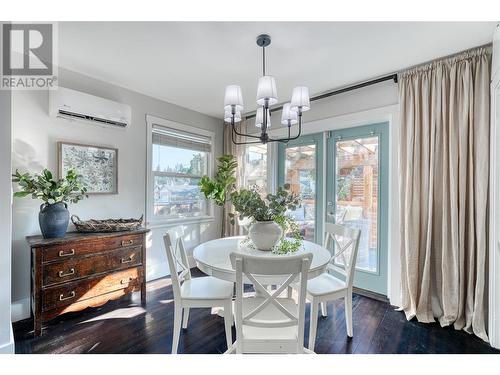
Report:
57,141,119,194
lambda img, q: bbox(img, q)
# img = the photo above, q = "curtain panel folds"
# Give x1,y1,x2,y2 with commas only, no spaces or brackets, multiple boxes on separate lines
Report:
222,120,249,237
398,47,491,341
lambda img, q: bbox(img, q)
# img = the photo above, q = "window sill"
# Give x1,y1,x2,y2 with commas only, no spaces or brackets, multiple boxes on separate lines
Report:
146,216,215,229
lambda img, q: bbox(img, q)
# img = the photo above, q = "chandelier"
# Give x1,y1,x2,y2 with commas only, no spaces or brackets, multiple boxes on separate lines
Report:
223,34,311,145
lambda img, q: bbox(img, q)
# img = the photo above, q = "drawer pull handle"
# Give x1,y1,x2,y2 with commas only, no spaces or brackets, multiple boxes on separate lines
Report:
121,256,134,264
58,268,75,278
59,291,76,301
121,277,134,284
121,240,134,246
59,249,75,257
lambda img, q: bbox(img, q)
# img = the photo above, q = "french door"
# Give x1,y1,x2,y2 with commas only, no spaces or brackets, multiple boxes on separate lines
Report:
278,133,324,244
327,123,389,295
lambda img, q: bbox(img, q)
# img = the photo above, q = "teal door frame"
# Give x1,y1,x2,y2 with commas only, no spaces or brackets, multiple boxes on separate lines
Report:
327,122,389,295
278,133,324,244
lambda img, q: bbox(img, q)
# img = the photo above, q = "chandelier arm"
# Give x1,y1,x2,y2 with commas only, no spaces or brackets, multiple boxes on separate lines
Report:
231,128,263,145
232,121,261,139
267,114,303,143
232,123,263,145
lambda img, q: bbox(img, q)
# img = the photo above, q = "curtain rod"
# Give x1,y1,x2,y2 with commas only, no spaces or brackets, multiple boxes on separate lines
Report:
400,42,492,74
245,73,398,120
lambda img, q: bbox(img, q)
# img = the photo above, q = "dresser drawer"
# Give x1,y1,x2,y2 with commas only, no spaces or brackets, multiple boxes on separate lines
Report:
42,267,142,311
42,246,142,286
41,233,143,263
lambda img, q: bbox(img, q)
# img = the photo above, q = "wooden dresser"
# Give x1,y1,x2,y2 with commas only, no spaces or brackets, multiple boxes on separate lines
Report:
27,229,149,336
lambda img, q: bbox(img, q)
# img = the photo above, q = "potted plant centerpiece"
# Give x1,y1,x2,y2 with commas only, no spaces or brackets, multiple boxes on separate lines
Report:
231,184,301,252
12,168,88,238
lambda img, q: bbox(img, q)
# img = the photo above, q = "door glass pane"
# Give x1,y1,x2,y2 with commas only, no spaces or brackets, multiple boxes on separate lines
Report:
335,136,379,272
284,144,316,241
243,143,267,194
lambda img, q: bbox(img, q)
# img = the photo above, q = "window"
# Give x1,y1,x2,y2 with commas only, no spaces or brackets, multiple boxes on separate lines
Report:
242,143,267,194
151,125,212,221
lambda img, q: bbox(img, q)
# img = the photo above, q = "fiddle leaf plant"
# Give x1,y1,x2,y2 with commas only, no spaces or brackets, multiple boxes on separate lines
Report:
12,168,88,204
199,154,238,237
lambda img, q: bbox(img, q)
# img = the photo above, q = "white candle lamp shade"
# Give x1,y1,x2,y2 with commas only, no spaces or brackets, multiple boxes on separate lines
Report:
224,110,242,123
290,86,310,112
256,76,278,106
224,85,244,111
255,107,271,128
281,103,298,125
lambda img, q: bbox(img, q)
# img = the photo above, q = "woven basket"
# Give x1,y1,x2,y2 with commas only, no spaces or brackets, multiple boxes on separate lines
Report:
71,215,144,233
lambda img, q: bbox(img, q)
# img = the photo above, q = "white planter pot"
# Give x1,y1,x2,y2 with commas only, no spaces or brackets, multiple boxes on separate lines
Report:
248,221,283,251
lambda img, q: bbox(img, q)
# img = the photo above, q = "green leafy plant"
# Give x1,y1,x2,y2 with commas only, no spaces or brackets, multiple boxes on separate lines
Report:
12,168,88,204
231,184,302,254
199,154,238,237
272,214,302,255
230,183,300,222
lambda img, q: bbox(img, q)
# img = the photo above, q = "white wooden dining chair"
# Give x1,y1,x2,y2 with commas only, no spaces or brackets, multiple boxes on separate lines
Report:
226,252,313,354
297,223,361,351
163,232,234,354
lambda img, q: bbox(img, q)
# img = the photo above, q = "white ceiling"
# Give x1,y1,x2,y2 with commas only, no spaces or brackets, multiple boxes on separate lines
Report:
59,22,497,118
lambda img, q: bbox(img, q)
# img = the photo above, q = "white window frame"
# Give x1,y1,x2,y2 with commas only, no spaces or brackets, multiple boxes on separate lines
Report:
145,115,215,228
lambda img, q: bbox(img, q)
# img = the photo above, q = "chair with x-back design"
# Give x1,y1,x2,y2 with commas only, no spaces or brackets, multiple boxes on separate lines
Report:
296,222,361,351
164,232,234,354
226,252,313,354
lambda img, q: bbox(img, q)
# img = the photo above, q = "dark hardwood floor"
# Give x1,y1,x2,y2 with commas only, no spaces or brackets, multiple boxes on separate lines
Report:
13,268,499,354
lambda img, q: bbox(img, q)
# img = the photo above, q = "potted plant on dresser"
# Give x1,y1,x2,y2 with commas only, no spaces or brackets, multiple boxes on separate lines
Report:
231,184,301,253
12,168,88,238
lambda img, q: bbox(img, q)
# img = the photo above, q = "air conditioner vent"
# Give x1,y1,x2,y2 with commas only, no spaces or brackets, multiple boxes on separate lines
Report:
58,110,128,128
49,87,132,129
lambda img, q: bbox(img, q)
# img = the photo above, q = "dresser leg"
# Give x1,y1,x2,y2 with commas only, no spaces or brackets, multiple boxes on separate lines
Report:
141,283,146,305
34,318,42,337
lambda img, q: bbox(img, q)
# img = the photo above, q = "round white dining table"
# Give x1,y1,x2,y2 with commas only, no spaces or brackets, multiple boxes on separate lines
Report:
193,236,331,284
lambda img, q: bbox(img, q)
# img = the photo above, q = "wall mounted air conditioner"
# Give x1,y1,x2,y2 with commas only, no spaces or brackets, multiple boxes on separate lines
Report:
49,87,132,128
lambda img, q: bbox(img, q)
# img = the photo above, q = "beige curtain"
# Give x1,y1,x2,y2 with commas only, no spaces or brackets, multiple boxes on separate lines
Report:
222,120,249,237
398,47,491,341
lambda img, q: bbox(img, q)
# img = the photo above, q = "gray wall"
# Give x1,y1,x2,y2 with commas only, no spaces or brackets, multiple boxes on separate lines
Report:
0,79,13,353
11,67,223,321
270,80,398,127
0,22,14,353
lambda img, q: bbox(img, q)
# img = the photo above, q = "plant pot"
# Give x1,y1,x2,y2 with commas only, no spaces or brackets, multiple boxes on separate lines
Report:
248,221,283,251
39,202,70,239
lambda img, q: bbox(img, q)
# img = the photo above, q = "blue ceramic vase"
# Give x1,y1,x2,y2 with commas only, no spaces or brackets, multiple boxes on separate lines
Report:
39,202,69,238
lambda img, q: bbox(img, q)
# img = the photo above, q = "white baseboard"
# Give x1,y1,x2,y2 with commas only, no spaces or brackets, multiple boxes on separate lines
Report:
0,324,14,354
11,297,30,323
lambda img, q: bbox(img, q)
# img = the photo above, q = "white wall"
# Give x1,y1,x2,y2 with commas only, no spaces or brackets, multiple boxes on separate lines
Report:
10,67,223,322
0,64,14,353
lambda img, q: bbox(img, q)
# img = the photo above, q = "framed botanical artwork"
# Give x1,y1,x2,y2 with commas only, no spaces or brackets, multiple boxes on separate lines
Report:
58,141,118,194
